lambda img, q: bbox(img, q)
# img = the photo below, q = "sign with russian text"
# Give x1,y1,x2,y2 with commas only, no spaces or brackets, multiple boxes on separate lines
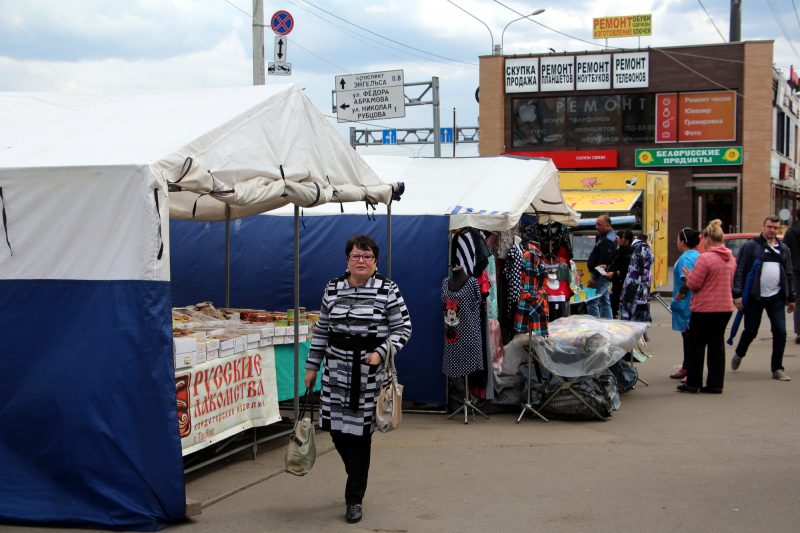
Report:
505,57,539,93
593,14,652,39
508,149,618,169
576,55,611,90
635,146,743,167
540,56,575,92
560,170,646,190
613,52,649,88
335,70,405,122
678,91,737,142
655,93,678,143
177,348,280,455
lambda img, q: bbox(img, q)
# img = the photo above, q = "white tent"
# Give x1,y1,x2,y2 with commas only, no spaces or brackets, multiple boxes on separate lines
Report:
0,84,391,530
271,155,578,229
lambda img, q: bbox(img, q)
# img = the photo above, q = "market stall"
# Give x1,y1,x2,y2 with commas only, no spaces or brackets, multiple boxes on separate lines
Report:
171,155,579,407
0,85,395,530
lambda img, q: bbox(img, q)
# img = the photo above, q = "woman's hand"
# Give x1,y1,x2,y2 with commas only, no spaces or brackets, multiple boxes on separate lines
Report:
681,266,692,277
365,352,382,365
304,369,318,390
674,292,684,301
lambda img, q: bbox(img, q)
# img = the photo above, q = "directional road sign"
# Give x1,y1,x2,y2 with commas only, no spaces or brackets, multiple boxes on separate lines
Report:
271,10,294,35
440,127,454,143
334,69,405,123
382,129,397,144
274,36,288,62
268,61,292,76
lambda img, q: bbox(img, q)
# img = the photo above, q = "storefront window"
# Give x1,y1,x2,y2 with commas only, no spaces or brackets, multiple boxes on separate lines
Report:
566,95,621,145
512,97,565,147
512,93,655,147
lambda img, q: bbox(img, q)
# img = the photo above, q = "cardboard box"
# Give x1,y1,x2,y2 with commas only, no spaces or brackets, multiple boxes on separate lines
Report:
192,351,207,365
246,341,260,351
220,347,236,358
233,336,246,353
219,337,236,351
245,333,260,344
173,337,197,355
175,351,195,368
206,349,219,361
275,326,288,336
258,337,272,347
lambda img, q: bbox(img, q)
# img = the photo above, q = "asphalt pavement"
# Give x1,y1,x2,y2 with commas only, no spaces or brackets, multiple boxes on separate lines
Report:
6,303,799,532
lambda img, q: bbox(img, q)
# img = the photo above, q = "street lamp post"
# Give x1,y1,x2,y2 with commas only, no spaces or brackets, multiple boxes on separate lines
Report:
500,9,545,54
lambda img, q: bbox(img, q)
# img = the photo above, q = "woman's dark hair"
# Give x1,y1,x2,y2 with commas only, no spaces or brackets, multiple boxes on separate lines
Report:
618,229,634,242
679,227,701,248
345,235,379,260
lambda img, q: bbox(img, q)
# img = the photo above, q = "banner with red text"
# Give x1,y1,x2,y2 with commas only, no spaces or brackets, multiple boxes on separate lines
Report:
176,347,281,455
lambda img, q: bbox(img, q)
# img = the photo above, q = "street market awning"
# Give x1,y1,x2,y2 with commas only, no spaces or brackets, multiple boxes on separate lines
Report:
561,190,642,213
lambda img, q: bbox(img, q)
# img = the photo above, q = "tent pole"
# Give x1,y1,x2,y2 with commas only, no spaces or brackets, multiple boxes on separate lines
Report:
386,203,392,279
224,205,231,307
293,205,300,420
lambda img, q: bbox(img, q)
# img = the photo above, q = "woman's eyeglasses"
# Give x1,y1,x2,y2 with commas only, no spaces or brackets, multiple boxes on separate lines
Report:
348,253,375,262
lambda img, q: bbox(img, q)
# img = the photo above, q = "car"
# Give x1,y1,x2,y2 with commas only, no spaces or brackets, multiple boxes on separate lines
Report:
697,232,782,256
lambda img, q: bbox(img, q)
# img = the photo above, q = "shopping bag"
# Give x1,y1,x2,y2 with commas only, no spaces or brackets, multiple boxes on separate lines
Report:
376,340,403,432
285,390,316,476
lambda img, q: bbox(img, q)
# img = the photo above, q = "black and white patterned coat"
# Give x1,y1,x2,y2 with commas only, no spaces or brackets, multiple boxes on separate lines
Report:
306,273,412,436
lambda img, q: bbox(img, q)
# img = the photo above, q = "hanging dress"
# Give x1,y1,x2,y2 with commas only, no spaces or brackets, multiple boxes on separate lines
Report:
514,243,550,336
441,276,484,378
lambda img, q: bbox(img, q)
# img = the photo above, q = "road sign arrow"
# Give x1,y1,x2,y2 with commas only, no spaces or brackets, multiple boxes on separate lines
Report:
277,38,284,59
339,103,350,111
339,79,346,90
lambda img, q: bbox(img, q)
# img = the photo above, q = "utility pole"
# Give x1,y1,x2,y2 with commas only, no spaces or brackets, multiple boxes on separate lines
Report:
432,77,441,157
253,0,265,85
729,0,741,42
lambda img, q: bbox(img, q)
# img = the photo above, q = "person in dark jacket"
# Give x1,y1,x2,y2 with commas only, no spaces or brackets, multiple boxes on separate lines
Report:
586,214,617,318
731,216,796,381
782,210,800,343
605,229,634,318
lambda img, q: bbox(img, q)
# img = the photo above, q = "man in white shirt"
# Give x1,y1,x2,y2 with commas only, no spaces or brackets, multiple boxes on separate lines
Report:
731,216,796,381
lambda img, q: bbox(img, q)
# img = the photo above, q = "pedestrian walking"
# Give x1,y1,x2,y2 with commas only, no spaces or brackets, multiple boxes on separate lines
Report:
304,235,412,524
675,219,736,394
731,216,795,381
669,228,701,380
586,214,617,319
781,209,800,344
605,229,633,319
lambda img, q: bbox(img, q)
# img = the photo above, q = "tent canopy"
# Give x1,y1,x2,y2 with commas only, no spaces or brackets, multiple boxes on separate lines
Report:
271,155,578,230
0,84,394,222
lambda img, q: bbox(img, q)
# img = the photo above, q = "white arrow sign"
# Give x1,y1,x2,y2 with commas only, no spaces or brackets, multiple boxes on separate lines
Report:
274,36,288,62
334,69,405,123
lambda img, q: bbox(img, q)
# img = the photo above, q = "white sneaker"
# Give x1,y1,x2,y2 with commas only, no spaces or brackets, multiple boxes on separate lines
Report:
772,369,791,381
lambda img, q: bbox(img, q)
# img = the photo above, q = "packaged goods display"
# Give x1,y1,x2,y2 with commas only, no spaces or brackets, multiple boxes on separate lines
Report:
171,302,319,369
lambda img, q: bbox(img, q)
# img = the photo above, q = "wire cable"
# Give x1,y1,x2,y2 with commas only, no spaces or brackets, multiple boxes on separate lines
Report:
696,0,727,42
299,0,478,66
767,0,800,63
793,0,800,31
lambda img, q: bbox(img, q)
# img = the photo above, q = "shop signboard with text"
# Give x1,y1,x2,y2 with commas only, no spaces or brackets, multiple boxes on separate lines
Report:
592,14,652,39
507,149,618,168
176,348,281,455
635,146,743,167
656,91,737,143
505,52,648,93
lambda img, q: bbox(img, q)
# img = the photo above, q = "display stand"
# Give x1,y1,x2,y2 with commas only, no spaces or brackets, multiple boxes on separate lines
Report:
448,374,489,424
517,332,549,423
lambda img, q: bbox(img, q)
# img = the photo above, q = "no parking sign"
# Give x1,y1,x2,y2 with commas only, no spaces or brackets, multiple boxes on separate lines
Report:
271,10,294,35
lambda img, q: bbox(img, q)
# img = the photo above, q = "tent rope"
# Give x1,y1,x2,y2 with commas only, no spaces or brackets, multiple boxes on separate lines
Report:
0,187,12,256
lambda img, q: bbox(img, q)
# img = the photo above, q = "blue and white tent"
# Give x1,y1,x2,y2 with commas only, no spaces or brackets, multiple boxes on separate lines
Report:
0,85,393,530
171,155,577,406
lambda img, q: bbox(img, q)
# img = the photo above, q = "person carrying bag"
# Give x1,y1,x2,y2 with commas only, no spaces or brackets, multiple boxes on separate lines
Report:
285,389,316,476
376,339,403,432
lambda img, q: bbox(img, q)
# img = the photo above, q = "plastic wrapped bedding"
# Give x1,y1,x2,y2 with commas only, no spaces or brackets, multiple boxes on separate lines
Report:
511,316,649,378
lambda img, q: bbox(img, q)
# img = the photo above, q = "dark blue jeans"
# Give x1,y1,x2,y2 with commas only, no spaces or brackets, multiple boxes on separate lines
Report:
735,294,787,372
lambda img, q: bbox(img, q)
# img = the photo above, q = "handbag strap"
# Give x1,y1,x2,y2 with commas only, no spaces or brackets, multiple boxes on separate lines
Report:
383,340,398,382
298,389,315,421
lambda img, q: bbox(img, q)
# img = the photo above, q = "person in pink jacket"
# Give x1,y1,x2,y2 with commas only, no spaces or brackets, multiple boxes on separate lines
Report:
674,219,737,393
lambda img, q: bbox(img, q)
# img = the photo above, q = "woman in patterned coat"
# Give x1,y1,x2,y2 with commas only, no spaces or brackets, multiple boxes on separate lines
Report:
304,235,412,524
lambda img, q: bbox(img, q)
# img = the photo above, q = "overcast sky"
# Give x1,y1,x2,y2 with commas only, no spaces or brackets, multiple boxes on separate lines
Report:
0,0,796,157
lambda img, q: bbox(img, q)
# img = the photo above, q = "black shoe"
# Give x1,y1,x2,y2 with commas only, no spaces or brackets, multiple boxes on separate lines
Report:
700,386,723,394
346,504,362,523
676,384,700,393
795,336,800,345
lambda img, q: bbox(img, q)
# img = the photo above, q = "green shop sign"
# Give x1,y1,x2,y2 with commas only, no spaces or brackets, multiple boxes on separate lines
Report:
635,146,743,167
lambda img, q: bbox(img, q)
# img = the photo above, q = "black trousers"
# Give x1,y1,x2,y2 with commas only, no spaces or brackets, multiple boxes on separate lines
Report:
331,430,373,505
687,311,732,389
681,330,691,370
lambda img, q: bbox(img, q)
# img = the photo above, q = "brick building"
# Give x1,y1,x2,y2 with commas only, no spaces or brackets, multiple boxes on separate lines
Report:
478,41,799,262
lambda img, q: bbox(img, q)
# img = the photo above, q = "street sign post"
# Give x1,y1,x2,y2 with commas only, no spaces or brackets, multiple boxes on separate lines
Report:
268,62,292,76
440,127,454,143
270,10,294,35
382,129,397,144
274,36,288,62
334,69,406,123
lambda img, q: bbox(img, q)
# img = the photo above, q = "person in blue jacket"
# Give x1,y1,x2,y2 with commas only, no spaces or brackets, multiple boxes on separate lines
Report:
669,228,701,380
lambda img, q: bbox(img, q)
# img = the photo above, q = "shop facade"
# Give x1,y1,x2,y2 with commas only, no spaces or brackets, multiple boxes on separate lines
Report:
478,41,779,263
